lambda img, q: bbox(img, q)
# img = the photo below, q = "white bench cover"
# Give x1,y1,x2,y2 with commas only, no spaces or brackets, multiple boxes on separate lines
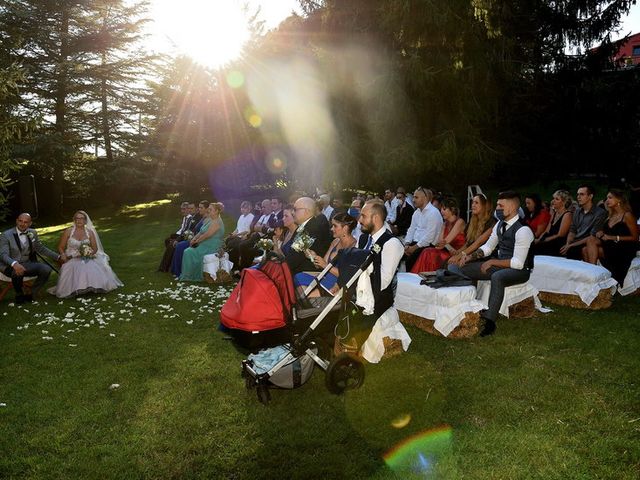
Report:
0,273,37,283
619,253,640,296
529,256,617,306
395,273,484,337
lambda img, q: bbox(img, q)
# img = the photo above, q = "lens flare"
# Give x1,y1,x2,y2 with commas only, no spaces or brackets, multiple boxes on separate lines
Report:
391,413,412,429
227,70,245,88
248,114,262,128
384,425,452,475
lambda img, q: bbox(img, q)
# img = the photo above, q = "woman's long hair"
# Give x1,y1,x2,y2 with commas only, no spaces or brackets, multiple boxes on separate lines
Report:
525,193,543,220
465,194,491,244
606,189,631,216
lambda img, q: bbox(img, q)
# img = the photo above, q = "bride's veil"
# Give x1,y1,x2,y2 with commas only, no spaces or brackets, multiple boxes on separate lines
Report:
78,210,110,265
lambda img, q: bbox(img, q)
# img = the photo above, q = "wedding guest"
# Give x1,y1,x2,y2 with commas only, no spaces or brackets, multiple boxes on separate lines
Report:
171,201,209,277
584,189,639,283
285,197,332,275
236,198,276,270
403,187,443,272
460,191,534,337
560,185,607,259
348,198,365,243
319,193,334,220
383,188,400,224
179,203,226,282
449,193,497,268
531,190,573,257
48,211,122,298
225,201,254,269
158,201,192,272
273,205,297,257
410,198,466,273
524,193,551,239
390,188,414,237
296,212,358,296
0,212,64,303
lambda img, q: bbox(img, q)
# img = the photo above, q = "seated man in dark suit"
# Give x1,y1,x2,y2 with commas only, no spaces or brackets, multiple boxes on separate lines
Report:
285,196,332,275
390,188,414,237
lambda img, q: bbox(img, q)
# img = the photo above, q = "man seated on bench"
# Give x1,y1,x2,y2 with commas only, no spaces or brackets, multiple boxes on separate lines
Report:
459,191,534,337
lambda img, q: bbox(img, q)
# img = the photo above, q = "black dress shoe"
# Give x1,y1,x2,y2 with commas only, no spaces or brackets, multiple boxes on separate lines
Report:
479,318,496,337
15,295,26,305
24,294,33,302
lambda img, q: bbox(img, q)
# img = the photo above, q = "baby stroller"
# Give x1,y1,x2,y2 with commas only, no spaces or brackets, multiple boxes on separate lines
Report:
227,249,374,404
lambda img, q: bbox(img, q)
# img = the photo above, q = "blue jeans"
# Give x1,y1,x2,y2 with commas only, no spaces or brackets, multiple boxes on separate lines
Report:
459,260,530,321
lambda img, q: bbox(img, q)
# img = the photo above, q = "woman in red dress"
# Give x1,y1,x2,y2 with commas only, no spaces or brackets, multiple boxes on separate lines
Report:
410,198,466,273
524,193,551,239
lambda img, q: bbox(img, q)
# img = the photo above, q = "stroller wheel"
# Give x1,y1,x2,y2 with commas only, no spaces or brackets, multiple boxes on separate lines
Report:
325,353,365,394
257,385,271,404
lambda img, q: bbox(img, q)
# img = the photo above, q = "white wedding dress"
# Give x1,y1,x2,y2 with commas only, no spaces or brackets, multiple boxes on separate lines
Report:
48,232,123,298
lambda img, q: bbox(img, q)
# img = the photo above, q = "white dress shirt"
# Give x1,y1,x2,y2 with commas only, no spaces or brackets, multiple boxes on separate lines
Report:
404,202,443,247
370,227,404,290
385,198,400,223
322,205,334,220
479,215,534,270
234,213,254,234
176,215,191,235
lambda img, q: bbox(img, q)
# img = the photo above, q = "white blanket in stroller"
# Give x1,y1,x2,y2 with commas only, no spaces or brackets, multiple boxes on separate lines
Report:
356,265,411,363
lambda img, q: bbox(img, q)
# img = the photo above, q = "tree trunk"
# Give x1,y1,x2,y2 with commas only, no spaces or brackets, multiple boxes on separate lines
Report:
53,7,69,218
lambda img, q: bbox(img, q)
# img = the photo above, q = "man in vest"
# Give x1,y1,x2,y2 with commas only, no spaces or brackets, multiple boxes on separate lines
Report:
345,200,404,347
460,191,534,336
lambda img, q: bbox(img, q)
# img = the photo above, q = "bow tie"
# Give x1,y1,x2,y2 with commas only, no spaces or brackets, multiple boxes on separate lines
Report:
19,231,28,236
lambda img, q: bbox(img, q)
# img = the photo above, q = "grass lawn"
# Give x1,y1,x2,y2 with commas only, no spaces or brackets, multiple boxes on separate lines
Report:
1,201,639,479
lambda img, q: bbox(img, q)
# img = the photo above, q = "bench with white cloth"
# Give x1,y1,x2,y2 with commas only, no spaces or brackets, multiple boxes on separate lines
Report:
353,265,412,363
475,279,543,318
395,272,485,337
529,255,617,308
619,253,640,296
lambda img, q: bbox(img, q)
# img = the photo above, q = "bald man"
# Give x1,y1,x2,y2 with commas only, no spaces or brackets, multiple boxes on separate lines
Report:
285,197,332,274
0,213,63,303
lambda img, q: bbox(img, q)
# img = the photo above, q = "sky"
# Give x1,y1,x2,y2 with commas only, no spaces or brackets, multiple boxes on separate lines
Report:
146,1,640,68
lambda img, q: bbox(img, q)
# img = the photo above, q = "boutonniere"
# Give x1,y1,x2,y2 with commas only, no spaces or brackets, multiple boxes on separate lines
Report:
26,231,35,240
372,244,381,254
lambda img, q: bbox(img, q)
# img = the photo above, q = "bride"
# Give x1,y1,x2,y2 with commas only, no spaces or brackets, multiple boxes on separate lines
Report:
48,210,123,298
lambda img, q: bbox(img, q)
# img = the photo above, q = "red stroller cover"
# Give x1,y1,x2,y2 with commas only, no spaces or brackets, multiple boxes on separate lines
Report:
220,260,296,332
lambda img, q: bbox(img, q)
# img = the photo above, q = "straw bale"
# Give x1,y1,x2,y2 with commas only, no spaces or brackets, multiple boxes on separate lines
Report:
398,310,482,339
204,270,233,285
381,337,404,358
538,290,612,310
508,296,536,318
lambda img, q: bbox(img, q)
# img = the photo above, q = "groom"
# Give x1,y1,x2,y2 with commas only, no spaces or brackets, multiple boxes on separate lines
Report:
0,213,65,303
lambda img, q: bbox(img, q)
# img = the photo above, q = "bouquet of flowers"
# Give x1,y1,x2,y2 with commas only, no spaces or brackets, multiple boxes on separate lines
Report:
256,238,274,252
183,230,195,241
291,231,315,259
78,243,95,262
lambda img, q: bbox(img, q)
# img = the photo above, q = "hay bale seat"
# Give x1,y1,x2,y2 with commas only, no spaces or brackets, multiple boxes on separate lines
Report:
399,310,482,339
529,255,618,309
203,270,233,284
333,336,404,359
475,280,541,318
538,290,612,310
395,273,485,338
0,272,36,302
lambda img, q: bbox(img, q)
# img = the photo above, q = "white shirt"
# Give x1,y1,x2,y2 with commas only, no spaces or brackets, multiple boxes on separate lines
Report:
176,215,191,235
370,227,404,290
234,213,254,234
385,198,400,223
322,205,334,220
480,215,534,270
404,202,443,247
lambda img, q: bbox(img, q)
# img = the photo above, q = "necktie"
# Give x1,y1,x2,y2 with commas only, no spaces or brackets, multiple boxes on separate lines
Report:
364,235,373,250
499,221,507,236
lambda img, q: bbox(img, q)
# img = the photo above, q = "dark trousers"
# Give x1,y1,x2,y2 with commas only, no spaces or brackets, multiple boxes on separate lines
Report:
225,235,243,270
4,262,52,297
564,244,583,260
159,234,179,272
404,243,426,272
237,233,261,270
460,260,530,321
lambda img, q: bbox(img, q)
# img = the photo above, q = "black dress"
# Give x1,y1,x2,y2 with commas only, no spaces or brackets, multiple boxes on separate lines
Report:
600,214,639,283
532,210,570,257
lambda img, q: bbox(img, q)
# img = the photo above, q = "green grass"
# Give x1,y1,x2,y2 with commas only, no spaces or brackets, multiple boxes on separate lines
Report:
1,202,639,479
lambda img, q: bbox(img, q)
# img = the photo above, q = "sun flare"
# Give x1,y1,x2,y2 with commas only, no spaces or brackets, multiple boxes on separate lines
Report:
150,0,250,68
